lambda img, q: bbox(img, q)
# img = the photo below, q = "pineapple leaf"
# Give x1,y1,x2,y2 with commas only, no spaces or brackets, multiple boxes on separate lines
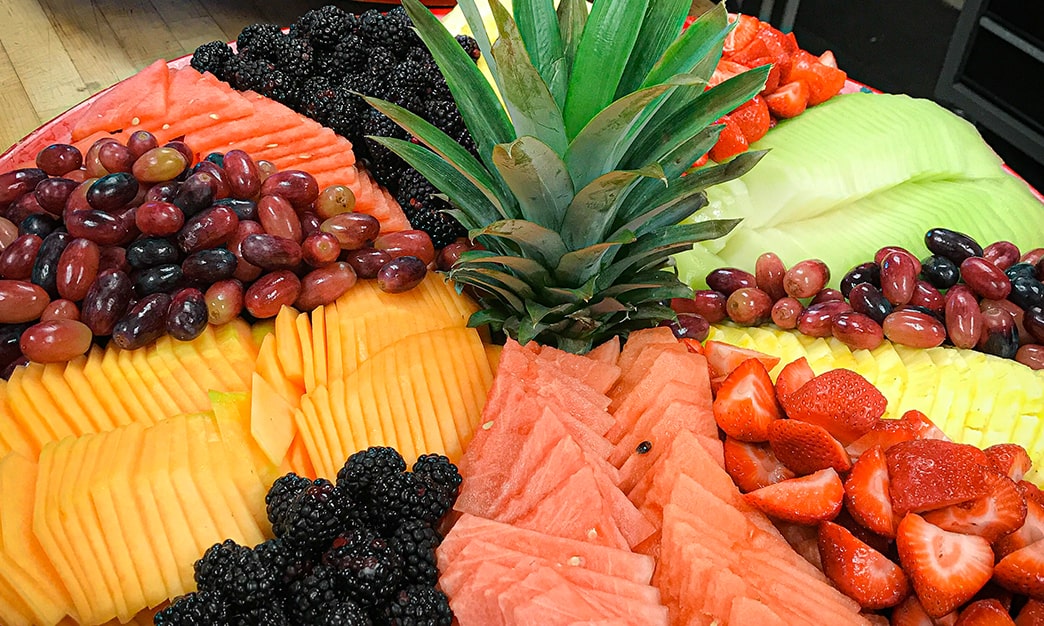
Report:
367,136,505,225
617,0,691,96
467,307,509,329
540,277,598,305
514,0,565,103
517,313,549,345
450,268,530,309
492,137,574,231
554,229,638,287
489,0,569,154
616,194,709,241
401,0,516,173
561,163,665,250
642,2,729,88
600,219,742,286
457,250,551,284
556,0,588,71
472,219,568,267
363,96,508,213
562,0,650,138
451,0,503,94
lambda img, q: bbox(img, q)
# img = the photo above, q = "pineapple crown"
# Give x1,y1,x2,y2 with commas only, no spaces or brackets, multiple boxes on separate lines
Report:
365,0,768,353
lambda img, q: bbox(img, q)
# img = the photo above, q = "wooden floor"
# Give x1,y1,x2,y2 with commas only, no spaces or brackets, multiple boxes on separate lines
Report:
0,0,396,151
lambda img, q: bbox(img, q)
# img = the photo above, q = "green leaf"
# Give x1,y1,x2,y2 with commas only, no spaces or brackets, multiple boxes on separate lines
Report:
453,0,502,91
514,0,564,100
401,0,515,171
516,314,549,345
562,0,650,138
489,0,569,154
473,219,568,268
492,137,574,231
540,277,598,305
467,307,509,329
642,2,729,88
561,163,665,250
457,251,551,285
556,0,588,78
368,136,503,225
601,219,741,285
617,0,691,96
449,267,531,309
554,230,638,287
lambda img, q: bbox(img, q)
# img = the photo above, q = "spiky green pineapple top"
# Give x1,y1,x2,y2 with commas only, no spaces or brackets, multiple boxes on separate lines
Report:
366,0,768,353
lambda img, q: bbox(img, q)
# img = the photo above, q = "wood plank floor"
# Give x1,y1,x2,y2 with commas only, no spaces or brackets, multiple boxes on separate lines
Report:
0,0,399,151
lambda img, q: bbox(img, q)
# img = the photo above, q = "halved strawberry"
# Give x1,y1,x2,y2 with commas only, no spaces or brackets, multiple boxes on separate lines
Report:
891,594,959,626
896,513,994,618
845,445,900,538
994,540,1044,600
768,418,852,475
985,444,1033,482
887,439,992,516
954,599,1015,625
847,409,950,459
723,13,761,55
774,357,815,404
690,152,710,168
708,116,749,162
764,80,809,119
922,469,1027,542
1021,480,1044,507
995,495,1044,559
819,50,839,68
1016,598,1044,624
818,520,910,610
679,337,705,355
780,368,886,444
712,357,781,441
722,436,795,492
784,49,848,105
704,340,780,379
708,59,754,89
743,467,843,524
748,56,783,94
729,95,771,144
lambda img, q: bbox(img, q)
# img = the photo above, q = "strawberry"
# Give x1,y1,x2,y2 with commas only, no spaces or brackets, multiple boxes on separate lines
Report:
708,116,749,162
847,409,949,459
922,469,1027,542
704,340,780,379
729,95,771,144
767,418,852,475
845,445,900,538
690,152,710,168
985,444,1033,482
784,49,848,105
722,436,795,492
679,337,705,355
708,59,754,89
819,49,839,68
712,357,781,441
1016,598,1044,624
1021,481,1044,507
743,467,844,524
891,594,959,626
774,357,815,404
780,368,886,445
954,599,1016,625
722,14,761,55
993,540,1044,600
764,80,809,119
817,520,910,610
896,513,994,618
887,439,992,516
748,56,783,94
994,495,1044,559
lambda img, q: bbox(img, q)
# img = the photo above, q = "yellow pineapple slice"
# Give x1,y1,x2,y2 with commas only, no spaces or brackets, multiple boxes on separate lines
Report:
891,345,942,420
865,340,907,416
249,372,298,468
81,346,135,426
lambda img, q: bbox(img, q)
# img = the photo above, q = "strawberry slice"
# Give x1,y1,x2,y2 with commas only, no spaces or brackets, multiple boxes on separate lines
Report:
679,337,705,355
847,409,949,459
1016,599,1044,624
743,467,843,524
774,357,815,404
887,439,992,516
984,443,1033,482
891,594,959,626
748,56,783,95
722,436,795,492
704,340,780,379
844,445,899,538
784,49,847,105
712,357,781,441
954,599,1016,625
817,520,910,610
896,513,994,618
922,469,1027,542
708,59,754,89
1020,480,1044,507
723,14,761,55
729,95,771,145
709,116,749,162
780,368,886,445
767,418,852,475
764,80,809,119
819,50,839,68
995,495,1044,559
994,540,1044,600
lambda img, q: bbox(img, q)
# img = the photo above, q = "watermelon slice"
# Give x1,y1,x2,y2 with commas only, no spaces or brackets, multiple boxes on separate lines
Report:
72,60,171,141
531,344,622,395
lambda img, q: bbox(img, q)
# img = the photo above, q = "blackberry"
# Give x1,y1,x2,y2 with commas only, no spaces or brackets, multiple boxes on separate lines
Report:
389,519,442,586
344,70,389,101
360,110,410,192
273,37,315,82
388,60,436,96
265,472,313,531
236,23,285,59
372,471,453,529
319,599,372,625
324,88,365,140
337,446,407,499
299,5,355,49
359,7,419,52
190,41,235,83
395,168,468,249
323,529,404,607
385,585,453,626
412,454,462,503
383,84,423,113
194,539,278,608
456,34,481,61
422,100,466,139
154,590,228,625
227,601,292,626
253,537,316,585
316,33,368,82
275,478,349,552
287,565,345,624
366,46,397,76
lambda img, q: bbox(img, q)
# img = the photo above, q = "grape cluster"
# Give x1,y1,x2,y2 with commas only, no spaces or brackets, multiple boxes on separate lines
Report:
0,133,438,372
671,228,1044,370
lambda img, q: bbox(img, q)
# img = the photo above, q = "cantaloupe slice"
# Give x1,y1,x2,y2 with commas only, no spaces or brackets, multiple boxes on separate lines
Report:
196,415,268,547
310,305,328,390
58,355,121,430
210,391,280,487
0,385,34,459
41,361,112,433
0,574,33,626
285,433,317,480
250,372,298,468
297,311,317,393
116,347,169,423
295,385,341,480
275,306,306,391
254,334,301,409
323,303,344,384
186,325,250,392
6,365,66,448
80,346,134,427
181,414,245,544
146,339,210,412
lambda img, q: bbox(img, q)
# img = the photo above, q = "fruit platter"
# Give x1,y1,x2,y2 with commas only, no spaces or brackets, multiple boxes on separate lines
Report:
2,0,1044,624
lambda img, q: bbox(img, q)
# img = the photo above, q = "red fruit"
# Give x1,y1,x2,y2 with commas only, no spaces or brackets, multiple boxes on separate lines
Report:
1021,481,1044,507
679,337,705,355
817,520,910,610
774,357,815,404
708,59,754,88
704,340,780,378
891,594,959,626
847,409,949,459
985,444,1033,482
722,436,795,492
954,599,1016,626
819,50,839,68
995,495,1044,559
1015,598,1044,624
767,418,852,475
780,368,886,445
691,152,710,168
922,469,1027,542
765,80,809,118
743,467,844,524
749,56,783,94
887,439,992,516
994,540,1044,600
723,14,761,55
896,513,995,618
729,95,771,144
712,358,781,442
785,49,848,105
845,446,899,538
708,116,749,163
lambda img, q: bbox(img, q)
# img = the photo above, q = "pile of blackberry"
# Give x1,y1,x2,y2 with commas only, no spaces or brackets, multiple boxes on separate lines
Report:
190,5,480,248
154,447,461,625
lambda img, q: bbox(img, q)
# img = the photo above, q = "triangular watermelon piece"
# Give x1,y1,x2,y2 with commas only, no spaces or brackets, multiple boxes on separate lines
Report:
613,399,721,483
500,569,605,624
613,327,679,387
586,336,621,366
532,344,622,395
512,466,630,549
441,560,522,626
627,430,733,513
72,59,171,141
589,463,656,550
728,597,787,626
